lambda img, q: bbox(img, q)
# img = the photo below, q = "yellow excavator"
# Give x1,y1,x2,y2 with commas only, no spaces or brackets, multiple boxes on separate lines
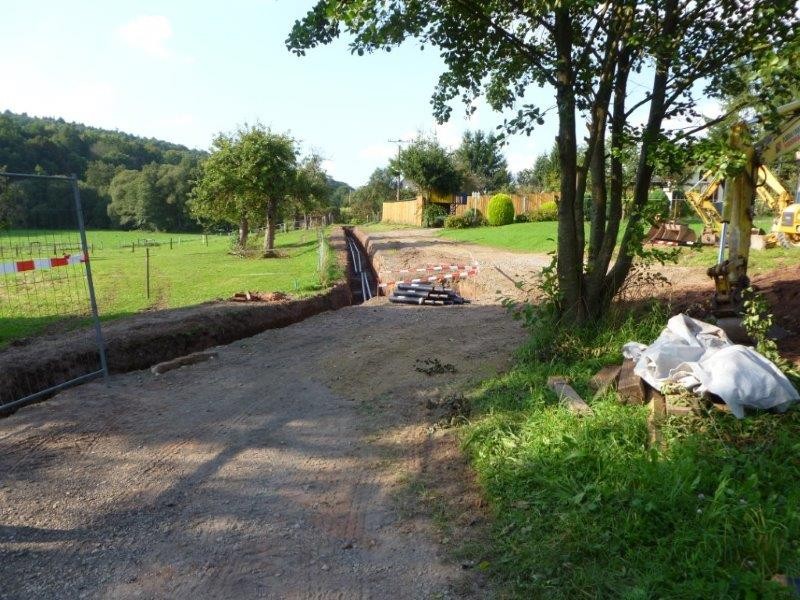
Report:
760,164,800,247
649,165,796,247
709,99,800,329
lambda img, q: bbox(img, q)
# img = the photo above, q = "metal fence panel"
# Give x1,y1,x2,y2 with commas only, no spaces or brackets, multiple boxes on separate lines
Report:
0,173,108,413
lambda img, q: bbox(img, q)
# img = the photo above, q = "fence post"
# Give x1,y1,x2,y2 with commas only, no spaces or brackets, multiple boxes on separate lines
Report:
146,247,151,299
70,175,109,382
170,237,173,250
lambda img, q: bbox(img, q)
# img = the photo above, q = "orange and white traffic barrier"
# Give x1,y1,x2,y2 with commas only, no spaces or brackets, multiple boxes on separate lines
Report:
0,253,86,275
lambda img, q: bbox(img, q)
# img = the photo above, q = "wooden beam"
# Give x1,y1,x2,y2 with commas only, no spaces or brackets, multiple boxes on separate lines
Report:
547,376,594,416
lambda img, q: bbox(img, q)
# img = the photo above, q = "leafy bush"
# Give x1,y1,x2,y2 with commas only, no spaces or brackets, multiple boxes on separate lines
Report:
444,214,470,229
422,202,449,227
529,200,559,222
464,208,487,226
514,212,530,223
487,193,515,226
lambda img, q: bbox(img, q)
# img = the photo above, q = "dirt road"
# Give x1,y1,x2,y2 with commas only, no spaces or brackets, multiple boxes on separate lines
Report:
0,229,532,599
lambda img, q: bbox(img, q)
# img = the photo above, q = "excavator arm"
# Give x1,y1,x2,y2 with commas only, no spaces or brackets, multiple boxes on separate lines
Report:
684,174,724,245
709,100,800,320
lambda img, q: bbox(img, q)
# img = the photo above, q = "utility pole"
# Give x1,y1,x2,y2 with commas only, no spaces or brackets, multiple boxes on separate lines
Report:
388,139,408,202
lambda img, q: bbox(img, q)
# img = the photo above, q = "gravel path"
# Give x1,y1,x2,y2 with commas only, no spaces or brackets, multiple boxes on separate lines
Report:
0,231,533,599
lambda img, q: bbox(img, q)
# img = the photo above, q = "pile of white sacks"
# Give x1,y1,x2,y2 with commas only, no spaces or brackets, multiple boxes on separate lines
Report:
623,314,799,418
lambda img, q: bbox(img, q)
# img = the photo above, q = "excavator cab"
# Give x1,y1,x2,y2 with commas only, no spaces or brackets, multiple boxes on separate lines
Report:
775,204,800,246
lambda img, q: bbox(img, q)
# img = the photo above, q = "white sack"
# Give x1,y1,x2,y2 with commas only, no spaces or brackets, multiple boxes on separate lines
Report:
622,314,799,418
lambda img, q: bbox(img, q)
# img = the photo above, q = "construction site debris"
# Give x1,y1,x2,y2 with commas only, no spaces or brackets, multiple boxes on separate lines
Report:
623,314,799,418
547,376,594,416
589,364,622,397
617,359,647,405
389,283,470,306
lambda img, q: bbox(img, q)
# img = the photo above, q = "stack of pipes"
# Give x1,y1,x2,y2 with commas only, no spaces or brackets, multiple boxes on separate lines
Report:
388,283,469,306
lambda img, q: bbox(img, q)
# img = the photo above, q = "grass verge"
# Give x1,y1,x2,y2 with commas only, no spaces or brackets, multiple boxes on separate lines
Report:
459,303,800,598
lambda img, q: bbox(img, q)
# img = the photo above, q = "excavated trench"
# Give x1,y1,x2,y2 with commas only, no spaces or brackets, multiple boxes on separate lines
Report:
0,227,357,416
343,227,379,304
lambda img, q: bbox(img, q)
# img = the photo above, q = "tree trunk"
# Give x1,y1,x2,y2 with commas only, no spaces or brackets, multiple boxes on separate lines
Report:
263,200,277,257
554,8,584,323
604,0,678,305
238,217,249,247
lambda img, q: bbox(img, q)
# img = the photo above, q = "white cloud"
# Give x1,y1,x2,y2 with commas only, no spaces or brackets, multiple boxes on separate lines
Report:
117,15,174,59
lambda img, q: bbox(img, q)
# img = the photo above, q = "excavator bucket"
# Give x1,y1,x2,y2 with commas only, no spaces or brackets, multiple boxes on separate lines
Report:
646,221,698,245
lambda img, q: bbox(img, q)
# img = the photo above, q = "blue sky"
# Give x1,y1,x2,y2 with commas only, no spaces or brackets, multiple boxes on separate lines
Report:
0,0,565,186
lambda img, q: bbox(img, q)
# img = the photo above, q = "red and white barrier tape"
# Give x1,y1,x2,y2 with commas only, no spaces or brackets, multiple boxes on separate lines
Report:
378,261,479,276
0,253,86,275
378,268,478,288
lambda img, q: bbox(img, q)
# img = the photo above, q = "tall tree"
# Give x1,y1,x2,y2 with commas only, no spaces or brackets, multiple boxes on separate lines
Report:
390,136,462,199
292,154,332,226
190,125,297,255
348,167,399,222
517,143,560,193
288,1,799,323
454,130,510,192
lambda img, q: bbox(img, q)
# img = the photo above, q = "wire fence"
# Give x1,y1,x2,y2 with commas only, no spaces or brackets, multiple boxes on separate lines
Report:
0,172,107,413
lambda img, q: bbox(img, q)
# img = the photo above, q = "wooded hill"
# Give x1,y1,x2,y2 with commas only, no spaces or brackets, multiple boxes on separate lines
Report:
0,111,206,231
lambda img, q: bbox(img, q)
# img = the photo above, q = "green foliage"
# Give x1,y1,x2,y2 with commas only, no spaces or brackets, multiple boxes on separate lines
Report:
190,125,298,252
486,193,514,226
390,136,461,199
742,288,800,386
287,0,800,323
422,202,448,228
444,214,469,229
454,130,510,193
0,111,204,231
516,143,560,192
347,167,401,223
464,207,486,226
513,212,530,223
529,200,558,222
647,189,671,221
460,304,800,598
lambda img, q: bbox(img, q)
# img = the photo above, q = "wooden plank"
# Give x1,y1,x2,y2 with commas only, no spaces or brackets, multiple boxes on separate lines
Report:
617,358,646,405
547,376,594,416
589,364,621,397
647,392,667,448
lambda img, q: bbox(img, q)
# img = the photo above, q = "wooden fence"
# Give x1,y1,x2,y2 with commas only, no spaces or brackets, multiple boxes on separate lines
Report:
381,197,424,226
381,192,558,227
452,192,557,218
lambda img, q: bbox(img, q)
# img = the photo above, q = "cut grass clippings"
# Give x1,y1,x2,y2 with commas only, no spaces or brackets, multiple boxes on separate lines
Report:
459,303,800,599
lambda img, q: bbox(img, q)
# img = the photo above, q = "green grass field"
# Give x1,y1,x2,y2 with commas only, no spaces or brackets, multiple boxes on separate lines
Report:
0,228,332,343
459,306,800,598
437,216,800,272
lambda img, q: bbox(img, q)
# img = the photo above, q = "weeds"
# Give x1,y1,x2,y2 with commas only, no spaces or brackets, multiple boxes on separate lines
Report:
459,303,800,599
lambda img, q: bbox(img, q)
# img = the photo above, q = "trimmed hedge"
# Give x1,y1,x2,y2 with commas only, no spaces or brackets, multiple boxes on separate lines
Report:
487,193,515,226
